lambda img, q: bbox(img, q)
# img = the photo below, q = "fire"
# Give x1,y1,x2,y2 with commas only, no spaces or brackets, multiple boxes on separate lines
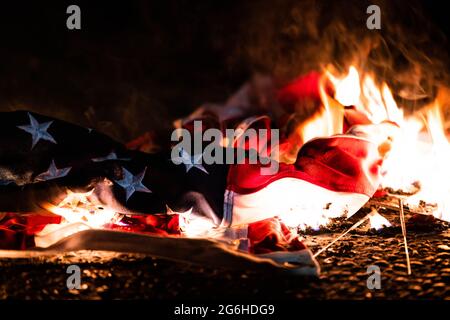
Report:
405,104,450,221
326,65,403,125
43,189,122,228
294,76,344,146
368,209,391,230
36,189,123,247
327,65,360,107
326,66,450,223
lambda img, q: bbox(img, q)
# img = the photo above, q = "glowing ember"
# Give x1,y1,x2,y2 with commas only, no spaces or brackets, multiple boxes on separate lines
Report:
34,190,124,247
368,209,391,230
42,190,122,229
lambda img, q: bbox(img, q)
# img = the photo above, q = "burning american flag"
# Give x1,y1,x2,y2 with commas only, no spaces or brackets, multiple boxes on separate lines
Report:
1,61,449,278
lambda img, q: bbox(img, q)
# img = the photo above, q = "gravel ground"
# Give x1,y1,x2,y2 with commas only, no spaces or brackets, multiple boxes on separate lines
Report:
0,210,449,300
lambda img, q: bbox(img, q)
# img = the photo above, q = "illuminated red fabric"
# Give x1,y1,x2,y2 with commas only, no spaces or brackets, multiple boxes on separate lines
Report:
227,135,382,197
105,214,180,236
277,72,321,111
277,71,333,113
343,106,372,132
247,218,306,254
0,213,180,250
0,214,61,249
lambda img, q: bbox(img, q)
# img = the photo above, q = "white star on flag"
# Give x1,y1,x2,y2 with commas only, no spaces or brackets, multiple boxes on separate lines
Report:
92,151,131,162
174,148,208,174
35,159,72,182
17,113,57,149
115,167,152,201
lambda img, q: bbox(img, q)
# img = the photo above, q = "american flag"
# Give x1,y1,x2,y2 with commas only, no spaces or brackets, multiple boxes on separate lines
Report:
0,110,227,216
0,73,394,257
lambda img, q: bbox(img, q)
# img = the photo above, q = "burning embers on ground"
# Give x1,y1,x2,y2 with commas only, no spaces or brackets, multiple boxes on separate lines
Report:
0,63,449,280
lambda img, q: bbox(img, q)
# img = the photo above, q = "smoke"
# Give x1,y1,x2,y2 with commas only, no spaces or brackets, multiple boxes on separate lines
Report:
0,1,447,142
233,0,449,113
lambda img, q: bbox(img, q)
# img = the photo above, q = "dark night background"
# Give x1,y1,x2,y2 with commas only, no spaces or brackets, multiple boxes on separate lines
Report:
0,0,448,143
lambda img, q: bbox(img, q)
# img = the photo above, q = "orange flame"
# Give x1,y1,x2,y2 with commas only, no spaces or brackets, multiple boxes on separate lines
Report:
42,190,121,229
326,66,450,222
36,190,123,247
368,209,391,230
